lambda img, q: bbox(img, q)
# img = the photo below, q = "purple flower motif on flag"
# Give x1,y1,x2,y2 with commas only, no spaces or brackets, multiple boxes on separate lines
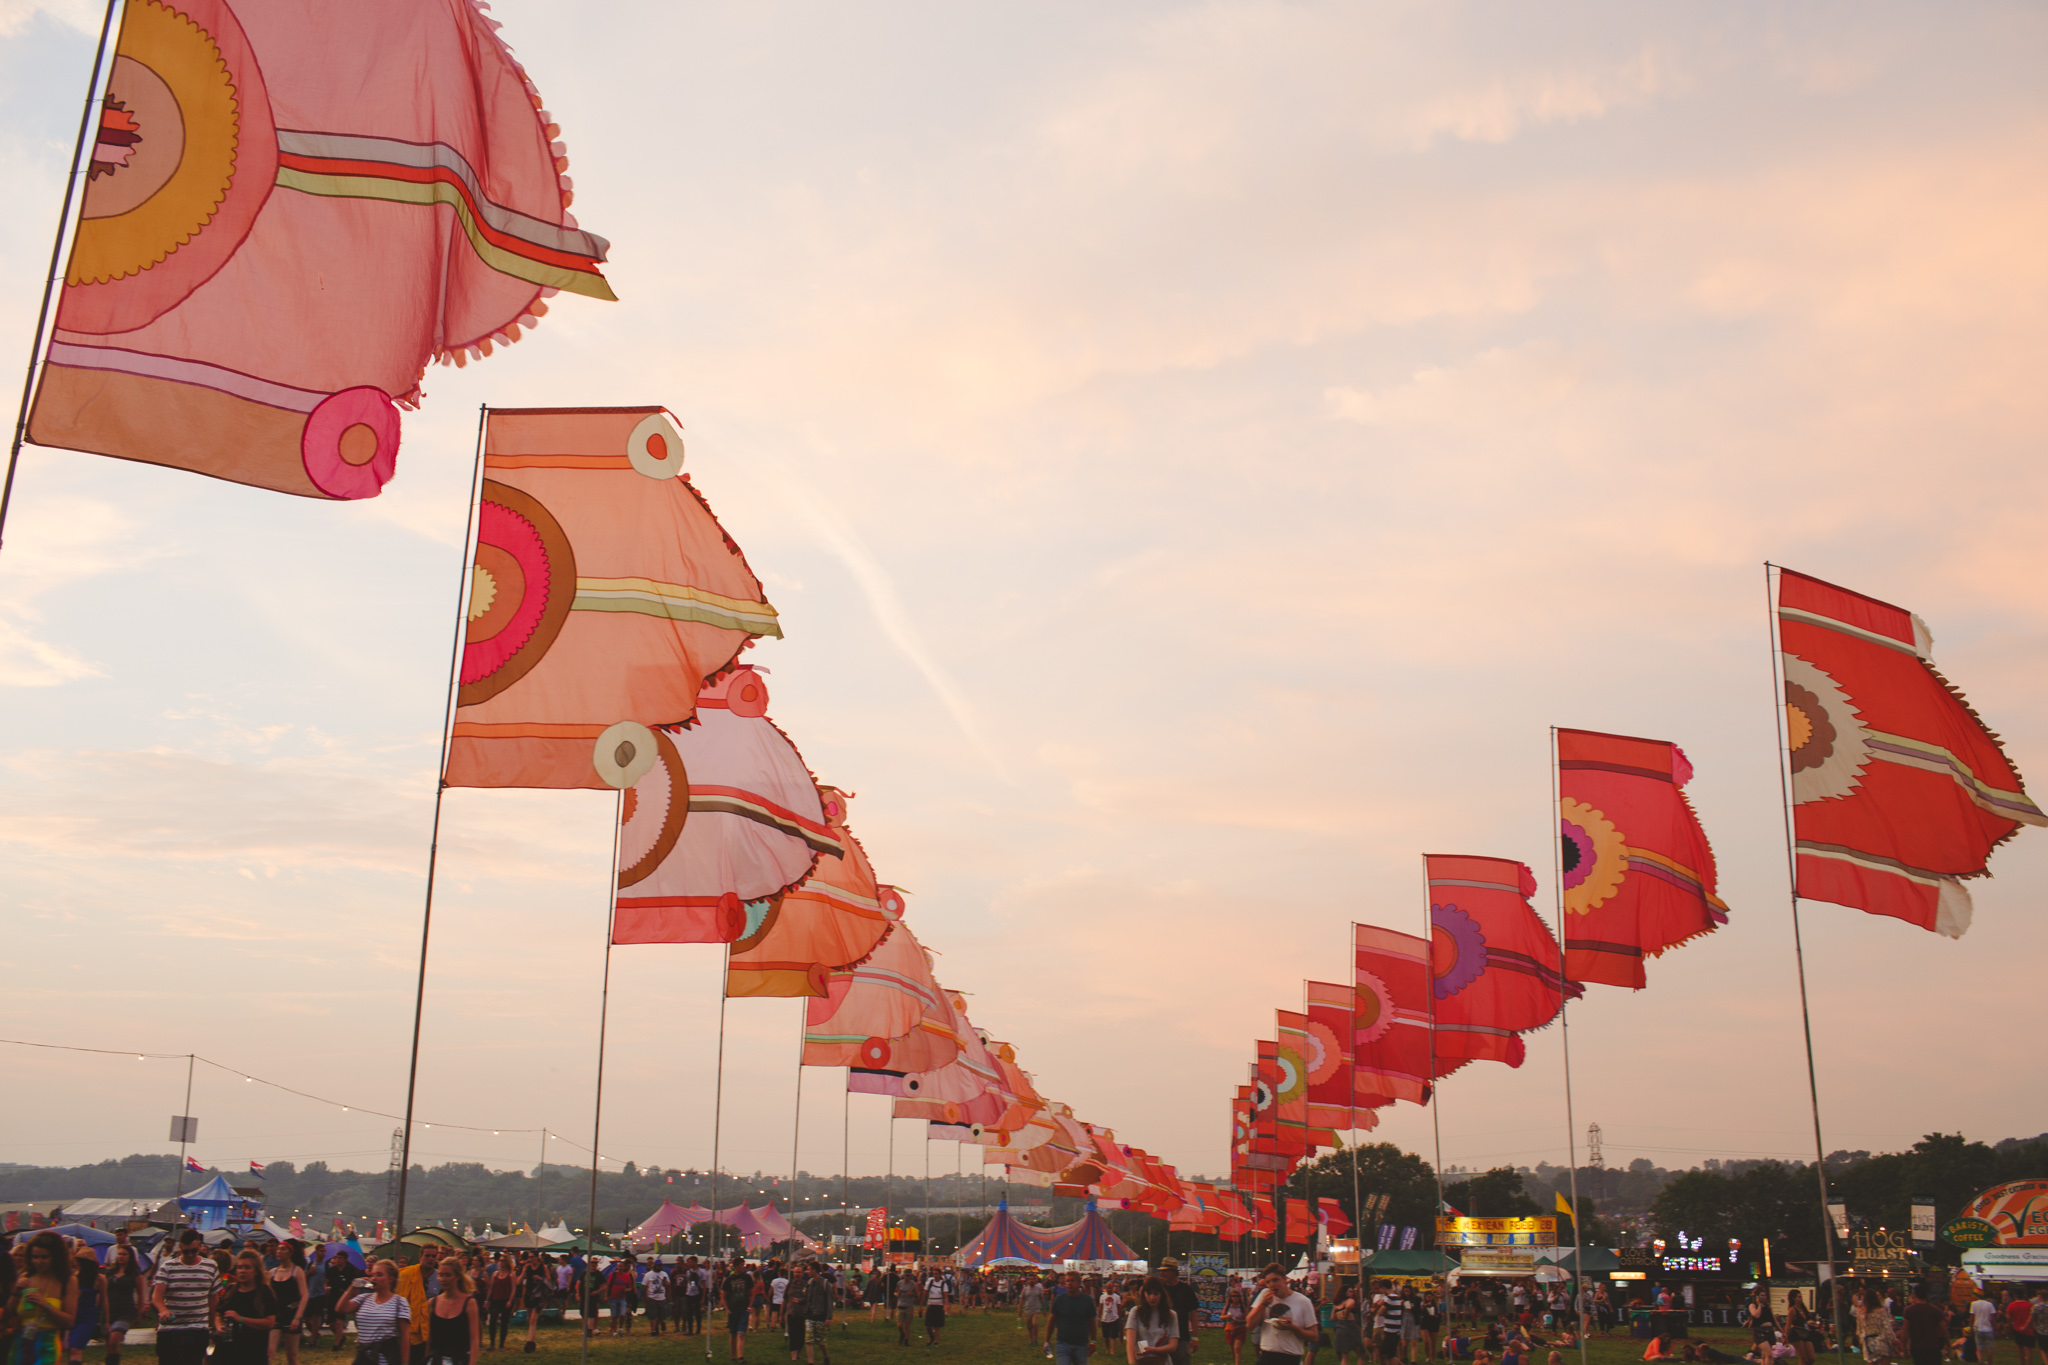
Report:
1429,902,1488,1000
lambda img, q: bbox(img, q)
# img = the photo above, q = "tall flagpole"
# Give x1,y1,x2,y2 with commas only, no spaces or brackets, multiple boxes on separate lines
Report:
1764,563,1846,1351
1549,728,1589,1365
394,405,490,1235
842,1084,851,1264
705,945,730,1363
1,0,122,553
580,790,625,1363
789,1002,805,1227
1421,869,1447,1231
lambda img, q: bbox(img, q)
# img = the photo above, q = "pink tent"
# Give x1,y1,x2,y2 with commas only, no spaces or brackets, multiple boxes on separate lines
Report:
624,1199,710,1247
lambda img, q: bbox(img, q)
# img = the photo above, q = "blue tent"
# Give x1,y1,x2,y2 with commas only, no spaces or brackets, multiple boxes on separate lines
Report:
1040,1200,1139,1264
955,1200,1061,1268
12,1223,115,1248
178,1176,258,1231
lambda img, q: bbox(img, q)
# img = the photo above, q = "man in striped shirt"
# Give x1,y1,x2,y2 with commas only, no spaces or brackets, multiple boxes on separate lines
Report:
152,1231,218,1365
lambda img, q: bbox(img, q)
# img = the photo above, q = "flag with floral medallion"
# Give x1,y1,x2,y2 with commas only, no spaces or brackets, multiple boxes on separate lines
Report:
447,407,780,790
28,0,611,500
1424,854,1577,1068
1557,727,1729,988
1775,567,2045,936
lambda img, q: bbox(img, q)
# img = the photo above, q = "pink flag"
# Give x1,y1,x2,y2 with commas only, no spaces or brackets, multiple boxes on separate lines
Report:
28,0,612,500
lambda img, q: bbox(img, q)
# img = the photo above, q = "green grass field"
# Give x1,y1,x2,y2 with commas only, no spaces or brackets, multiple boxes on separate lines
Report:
199,1311,1749,1365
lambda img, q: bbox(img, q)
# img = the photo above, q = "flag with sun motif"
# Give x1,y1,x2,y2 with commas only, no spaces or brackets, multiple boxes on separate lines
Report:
1278,1012,1339,1152
1352,922,1438,1105
1306,980,1381,1134
1424,854,1577,1068
28,0,612,500
611,667,836,945
445,407,781,791
1557,728,1730,989
1776,568,2045,937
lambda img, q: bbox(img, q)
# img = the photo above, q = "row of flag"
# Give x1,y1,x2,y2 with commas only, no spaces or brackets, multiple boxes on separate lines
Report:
14,1,2041,1241
1216,567,2043,1227
434,408,1208,1220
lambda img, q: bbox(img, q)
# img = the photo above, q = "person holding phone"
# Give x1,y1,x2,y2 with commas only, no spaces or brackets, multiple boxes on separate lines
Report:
1247,1264,1319,1365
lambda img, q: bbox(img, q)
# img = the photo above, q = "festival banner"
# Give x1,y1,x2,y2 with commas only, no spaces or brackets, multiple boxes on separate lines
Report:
1285,1198,1315,1244
725,788,901,993
800,923,942,1067
1304,980,1359,1133
27,0,611,500
1318,1197,1353,1237
1275,1011,1311,1129
446,407,780,789
1424,854,1576,1068
612,667,834,944
1557,728,1730,988
1775,568,2045,935
1352,923,1435,1104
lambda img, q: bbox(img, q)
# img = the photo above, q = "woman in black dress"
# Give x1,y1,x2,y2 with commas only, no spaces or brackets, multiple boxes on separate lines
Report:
215,1252,279,1365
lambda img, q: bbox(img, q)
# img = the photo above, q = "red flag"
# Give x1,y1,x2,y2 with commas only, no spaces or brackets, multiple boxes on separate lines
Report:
1353,923,1436,1104
1285,1198,1316,1243
1558,729,1729,988
1317,1197,1352,1237
1276,1011,1311,1128
1776,568,2045,936
1425,854,1575,1068
1306,980,1374,1133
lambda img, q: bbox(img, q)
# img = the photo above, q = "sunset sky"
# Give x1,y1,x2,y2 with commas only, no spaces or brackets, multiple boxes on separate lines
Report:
2,1,2046,1196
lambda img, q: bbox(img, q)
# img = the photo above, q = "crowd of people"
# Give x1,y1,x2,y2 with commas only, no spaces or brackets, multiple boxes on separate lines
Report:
9,1226,2047,1365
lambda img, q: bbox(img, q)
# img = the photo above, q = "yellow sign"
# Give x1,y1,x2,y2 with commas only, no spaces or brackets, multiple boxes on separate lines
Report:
1436,1216,1558,1247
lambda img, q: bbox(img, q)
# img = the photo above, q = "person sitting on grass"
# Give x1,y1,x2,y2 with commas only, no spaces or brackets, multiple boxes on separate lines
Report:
1644,1332,1681,1361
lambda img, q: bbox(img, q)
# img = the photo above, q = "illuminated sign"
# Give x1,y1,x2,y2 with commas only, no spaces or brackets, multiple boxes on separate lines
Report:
1661,1256,1724,1272
1436,1217,1558,1247
1612,1272,1648,1281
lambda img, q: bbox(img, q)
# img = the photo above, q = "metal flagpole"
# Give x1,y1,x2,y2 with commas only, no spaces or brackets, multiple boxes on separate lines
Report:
1422,868,1447,1230
1,0,122,553
580,790,625,1364
1349,1138,1361,1267
842,1085,851,1262
537,1129,547,1228
705,945,730,1363
1549,728,1589,1365
1764,563,1848,1358
394,405,490,1236
790,1002,805,1207
175,1054,195,1196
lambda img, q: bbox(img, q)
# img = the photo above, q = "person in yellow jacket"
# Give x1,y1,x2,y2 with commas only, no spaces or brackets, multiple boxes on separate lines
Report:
394,1249,444,1365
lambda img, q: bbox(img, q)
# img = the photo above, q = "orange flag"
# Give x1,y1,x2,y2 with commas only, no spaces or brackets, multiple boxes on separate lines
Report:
725,790,904,996
445,407,780,790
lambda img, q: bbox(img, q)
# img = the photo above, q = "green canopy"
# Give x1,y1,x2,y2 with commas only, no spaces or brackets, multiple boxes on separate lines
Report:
1361,1249,1458,1275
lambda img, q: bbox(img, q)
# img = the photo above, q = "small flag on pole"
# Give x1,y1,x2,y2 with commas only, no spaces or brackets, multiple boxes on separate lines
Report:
1555,1190,1575,1222
250,1160,266,1176
185,1157,205,1174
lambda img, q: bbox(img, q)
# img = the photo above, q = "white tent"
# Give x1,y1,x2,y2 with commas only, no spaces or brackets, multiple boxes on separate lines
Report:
57,1198,160,1227
537,1222,575,1244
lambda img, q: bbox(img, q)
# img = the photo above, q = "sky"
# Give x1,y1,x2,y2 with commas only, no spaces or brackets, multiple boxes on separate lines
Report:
3,1,2047,1204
